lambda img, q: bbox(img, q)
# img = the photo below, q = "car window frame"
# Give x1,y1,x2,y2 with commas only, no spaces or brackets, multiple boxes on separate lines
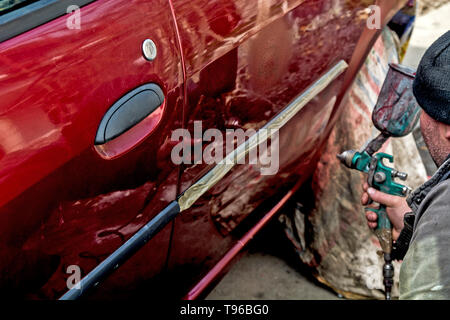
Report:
0,0,96,43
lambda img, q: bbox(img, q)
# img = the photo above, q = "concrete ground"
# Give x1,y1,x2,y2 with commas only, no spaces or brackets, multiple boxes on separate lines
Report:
403,2,450,69
206,4,450,300
206,219,340,300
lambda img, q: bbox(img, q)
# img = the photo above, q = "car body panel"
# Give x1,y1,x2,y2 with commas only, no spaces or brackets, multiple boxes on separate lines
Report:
0,0,408,299
166,0,368,297
0,0,183,298
166,0,408,298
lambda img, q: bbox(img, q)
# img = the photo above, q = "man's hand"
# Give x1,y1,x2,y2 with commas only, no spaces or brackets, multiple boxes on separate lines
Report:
361,182,411,241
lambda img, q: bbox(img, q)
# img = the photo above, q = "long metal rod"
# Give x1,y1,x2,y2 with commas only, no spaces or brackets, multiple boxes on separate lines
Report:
178,60,348,211
59,60,348,300
60,201,180,300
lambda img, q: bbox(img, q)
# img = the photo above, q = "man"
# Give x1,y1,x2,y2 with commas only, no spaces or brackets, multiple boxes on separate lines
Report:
362,31,450,299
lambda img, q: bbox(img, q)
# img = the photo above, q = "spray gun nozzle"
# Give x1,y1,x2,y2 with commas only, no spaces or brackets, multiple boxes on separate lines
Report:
337,150,356,169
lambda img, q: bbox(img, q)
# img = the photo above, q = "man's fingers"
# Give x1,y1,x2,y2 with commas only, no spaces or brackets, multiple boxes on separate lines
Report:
367,188,400,207
368,222,377,229
365,210,377,222
365,209,378,229
361,192,369,205
362,182,369,192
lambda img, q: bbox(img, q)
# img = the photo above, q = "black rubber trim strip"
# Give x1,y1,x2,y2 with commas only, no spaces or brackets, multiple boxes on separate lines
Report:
0,0,97,43
59,200,180,300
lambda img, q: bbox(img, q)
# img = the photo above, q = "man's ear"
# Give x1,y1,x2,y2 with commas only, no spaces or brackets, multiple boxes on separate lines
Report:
443,122,450,140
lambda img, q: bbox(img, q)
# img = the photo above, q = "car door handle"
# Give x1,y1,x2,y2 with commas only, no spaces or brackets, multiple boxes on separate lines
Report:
95,83,164,145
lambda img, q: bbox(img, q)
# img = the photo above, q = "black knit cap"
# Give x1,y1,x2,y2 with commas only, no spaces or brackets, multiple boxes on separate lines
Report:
413,31,450,125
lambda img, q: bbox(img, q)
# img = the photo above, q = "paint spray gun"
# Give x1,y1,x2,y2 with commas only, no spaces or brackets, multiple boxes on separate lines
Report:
337,64,421,300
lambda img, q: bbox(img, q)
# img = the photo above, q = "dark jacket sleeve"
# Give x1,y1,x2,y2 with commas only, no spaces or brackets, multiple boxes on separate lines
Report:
400,180,450,299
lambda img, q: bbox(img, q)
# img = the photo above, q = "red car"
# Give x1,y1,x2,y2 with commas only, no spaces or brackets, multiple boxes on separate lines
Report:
0,0,410,299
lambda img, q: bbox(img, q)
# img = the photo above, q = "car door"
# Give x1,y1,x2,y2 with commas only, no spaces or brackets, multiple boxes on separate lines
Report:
0,0,183,299
165,0,381,298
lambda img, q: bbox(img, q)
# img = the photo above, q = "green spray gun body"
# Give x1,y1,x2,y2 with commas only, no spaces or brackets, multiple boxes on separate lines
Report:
337,145,412,300
338,148,411,252
337,63,421,300
361,152,410,236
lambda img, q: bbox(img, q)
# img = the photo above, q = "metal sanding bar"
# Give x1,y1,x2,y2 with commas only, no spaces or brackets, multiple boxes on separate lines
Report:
177,59,348,212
